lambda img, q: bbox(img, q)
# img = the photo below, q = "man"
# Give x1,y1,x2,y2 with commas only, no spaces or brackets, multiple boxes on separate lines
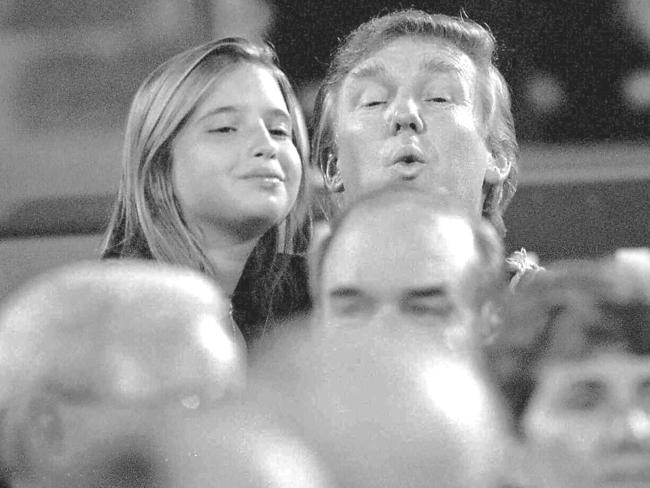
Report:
485,256,650,488
312,185,507,341
312,9,517,236
0,260,246,487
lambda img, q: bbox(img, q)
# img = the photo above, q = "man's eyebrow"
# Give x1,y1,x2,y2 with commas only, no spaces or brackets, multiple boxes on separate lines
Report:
348,58,462,83
328,287,363,298
405,286,447,299
348,61,391,81
419,57,463,75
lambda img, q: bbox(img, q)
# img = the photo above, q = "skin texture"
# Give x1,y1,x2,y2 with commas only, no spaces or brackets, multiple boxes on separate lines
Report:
334,36,496,211
172,62,301,241
523,351,650,488
319,201,479,343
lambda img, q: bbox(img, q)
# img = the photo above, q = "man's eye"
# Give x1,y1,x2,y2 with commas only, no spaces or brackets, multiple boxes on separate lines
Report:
563,383,604,411
425,96,450,103
331,299,369,318
361,100,386,108
405,303,452,317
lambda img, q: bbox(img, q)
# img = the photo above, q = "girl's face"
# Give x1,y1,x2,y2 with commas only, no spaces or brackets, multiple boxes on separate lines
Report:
171,62,302,241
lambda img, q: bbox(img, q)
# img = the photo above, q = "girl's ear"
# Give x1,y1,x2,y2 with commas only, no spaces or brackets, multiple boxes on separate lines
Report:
484,154,511,185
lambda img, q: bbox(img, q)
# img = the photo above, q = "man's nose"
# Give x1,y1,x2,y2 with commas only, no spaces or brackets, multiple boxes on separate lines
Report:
370,304,404,330
606,406,650,451
390,96,424,135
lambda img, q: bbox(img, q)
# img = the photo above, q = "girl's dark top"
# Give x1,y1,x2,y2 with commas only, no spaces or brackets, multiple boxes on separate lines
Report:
102,246,312,347
230,252,311,345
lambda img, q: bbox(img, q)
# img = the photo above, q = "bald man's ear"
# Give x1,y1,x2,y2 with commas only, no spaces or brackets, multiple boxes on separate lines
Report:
0,395,66,481
484,154,511,185
477,300,503,343
21,396,66,474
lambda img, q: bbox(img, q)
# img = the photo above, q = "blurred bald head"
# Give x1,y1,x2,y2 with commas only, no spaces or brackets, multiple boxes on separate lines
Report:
250,324,510,488
0,260,246,485
313,185,506,339
150,403,336,488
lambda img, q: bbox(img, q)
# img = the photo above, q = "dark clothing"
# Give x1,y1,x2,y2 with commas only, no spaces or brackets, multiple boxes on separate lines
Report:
231,253,311,346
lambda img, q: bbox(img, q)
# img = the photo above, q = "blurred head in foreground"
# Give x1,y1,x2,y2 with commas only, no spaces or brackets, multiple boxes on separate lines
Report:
0,260,245,486
250,324,511,488
312,185,506,341
150,402,336,488
486,256,650,488
51,402,336,488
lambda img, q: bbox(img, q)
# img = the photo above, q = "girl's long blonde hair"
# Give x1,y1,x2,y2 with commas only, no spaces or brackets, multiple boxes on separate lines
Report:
101,37,311,319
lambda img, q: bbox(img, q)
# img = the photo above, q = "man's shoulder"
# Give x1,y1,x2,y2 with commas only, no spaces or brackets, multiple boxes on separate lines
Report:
506,248,544,290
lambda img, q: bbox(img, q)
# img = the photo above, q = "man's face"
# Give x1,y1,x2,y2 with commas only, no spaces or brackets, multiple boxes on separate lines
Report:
319,208,479,341
334,36,493,212
523,351,650,488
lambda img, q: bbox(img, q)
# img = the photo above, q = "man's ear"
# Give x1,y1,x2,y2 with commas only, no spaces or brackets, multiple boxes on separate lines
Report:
477,300,503,343
484,154,511,185
23,397,66,471
324,153,345,193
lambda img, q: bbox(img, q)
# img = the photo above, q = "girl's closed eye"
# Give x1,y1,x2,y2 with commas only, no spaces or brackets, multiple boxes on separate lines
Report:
269,125,292,137
208,126,237,134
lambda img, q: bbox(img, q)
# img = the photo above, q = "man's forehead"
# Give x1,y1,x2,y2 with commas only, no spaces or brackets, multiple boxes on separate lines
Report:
347,36,476,81
323,211,477,289
334,207,476,253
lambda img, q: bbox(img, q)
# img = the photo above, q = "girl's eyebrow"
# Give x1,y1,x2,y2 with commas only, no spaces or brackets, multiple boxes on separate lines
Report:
198,106,291,123
197,105,238,123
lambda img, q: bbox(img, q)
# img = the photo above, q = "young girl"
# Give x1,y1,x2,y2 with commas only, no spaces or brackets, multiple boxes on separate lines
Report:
101,38,311,347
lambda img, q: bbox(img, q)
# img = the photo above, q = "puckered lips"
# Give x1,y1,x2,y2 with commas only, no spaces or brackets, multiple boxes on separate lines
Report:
389,145,428,180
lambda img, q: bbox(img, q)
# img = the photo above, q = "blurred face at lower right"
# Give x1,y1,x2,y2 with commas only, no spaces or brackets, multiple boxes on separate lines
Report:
523,351,650,488
318,207,479,342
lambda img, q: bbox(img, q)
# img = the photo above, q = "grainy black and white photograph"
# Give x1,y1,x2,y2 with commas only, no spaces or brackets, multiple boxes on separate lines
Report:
0,1,649,487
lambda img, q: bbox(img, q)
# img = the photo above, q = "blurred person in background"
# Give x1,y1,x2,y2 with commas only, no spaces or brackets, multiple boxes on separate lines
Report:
311,185,507,342
101,37,311,347
485,257,650,488
248,322,512,488
0,260,245,487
